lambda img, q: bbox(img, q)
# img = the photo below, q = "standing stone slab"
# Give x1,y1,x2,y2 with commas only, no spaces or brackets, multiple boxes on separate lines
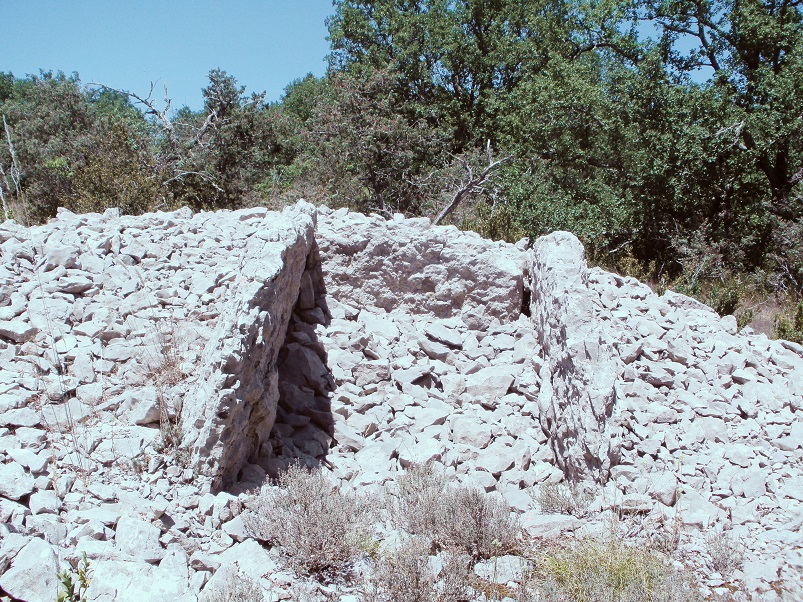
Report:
182,202,318,491
530,232,622,481
317,209,527,328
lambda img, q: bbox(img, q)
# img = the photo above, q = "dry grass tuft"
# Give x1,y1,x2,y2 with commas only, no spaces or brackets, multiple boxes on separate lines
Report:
526,536,702,602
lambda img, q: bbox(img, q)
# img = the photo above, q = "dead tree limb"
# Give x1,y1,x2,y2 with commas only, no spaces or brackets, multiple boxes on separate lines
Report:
88,82,181,152
1,115,27,224
88,82,220,194
0,166,8,222
434,141,511,226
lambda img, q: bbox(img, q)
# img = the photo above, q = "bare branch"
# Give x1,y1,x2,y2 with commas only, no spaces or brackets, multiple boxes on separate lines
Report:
1,115,27,224
0,168,8,222
191,109,218,145
88,82,179,150
434,143,512,226
160,171,223,192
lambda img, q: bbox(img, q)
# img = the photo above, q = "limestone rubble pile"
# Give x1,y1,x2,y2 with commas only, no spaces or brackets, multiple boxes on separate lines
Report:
0,201,800,601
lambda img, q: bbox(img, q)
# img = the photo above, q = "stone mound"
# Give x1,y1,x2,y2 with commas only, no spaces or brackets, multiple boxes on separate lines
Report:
0,201,800,600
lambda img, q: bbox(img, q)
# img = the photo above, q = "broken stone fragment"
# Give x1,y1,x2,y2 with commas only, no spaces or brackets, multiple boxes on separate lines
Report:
424,322,463,348
0,462,35,500
0,537,60,602
115,514,165,563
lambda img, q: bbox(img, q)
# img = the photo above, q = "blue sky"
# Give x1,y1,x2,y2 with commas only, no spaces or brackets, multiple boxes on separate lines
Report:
1,1,334,110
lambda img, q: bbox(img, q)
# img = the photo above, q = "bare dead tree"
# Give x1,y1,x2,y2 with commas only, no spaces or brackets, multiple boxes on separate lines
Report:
87,82,220,198
434,140,511,226
89,82,179,151
1,115,28,224
0,164,9,222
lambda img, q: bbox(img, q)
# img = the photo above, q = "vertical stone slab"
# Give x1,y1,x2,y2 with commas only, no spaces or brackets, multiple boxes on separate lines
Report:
530,231,622,481
182,202,317,491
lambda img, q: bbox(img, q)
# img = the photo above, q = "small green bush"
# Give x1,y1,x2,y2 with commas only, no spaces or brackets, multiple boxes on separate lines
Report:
532,481,593,517
57,552,92,602
774,301,803,343
705,531,744,578
527,537,701,602
365,537,471,602
393,462,450,537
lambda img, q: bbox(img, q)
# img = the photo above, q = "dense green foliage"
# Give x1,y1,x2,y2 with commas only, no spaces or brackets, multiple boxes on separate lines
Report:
2,0,802,324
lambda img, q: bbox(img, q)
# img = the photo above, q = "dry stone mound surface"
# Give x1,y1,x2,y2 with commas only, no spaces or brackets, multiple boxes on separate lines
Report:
0,201,800,601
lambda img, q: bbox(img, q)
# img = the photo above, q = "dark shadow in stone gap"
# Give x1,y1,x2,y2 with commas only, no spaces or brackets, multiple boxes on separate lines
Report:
231,242,336,493
520,285,532,318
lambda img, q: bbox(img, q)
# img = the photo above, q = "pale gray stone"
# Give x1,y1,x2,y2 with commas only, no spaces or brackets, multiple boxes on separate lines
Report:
531,232,621,480
7,448,48,473
42,244,80,270
358,310,400,341
398,438,444,468
182,204,319,491
0,461,35,500
0,537,60,602
216,538,278,582
464,366,516,401
425,322,462,348
451,415,493,449
57,274,94,294
522,513,582,537
317,210,525,327
475,441,516,477
0,407,40,427
84,558,193,602
221,514,249,542
29,490,61,515
648,471,679,507
0,498,30,526
474,555,528,584
0,320,39,343
118,386,161,425
115,515,165,563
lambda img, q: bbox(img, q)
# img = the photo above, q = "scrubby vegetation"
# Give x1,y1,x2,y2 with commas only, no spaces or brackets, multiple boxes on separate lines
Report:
532,481,593,517
364,537,472,602
3,0,803,327
243,464,374,576
392,463,521,560
57,552,92,602
526,537,701,602
240,463,713,601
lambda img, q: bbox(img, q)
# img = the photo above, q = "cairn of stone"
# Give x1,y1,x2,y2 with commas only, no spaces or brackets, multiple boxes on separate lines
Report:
0,201,800,600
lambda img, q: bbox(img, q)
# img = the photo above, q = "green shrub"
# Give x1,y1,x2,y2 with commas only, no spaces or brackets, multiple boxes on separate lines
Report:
57,552,92,602
392,463,520,560
365,537,471,602
392,462,450,537
532,481,593,517
705,531,744,578
527,537,701,602
774,301,803,343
